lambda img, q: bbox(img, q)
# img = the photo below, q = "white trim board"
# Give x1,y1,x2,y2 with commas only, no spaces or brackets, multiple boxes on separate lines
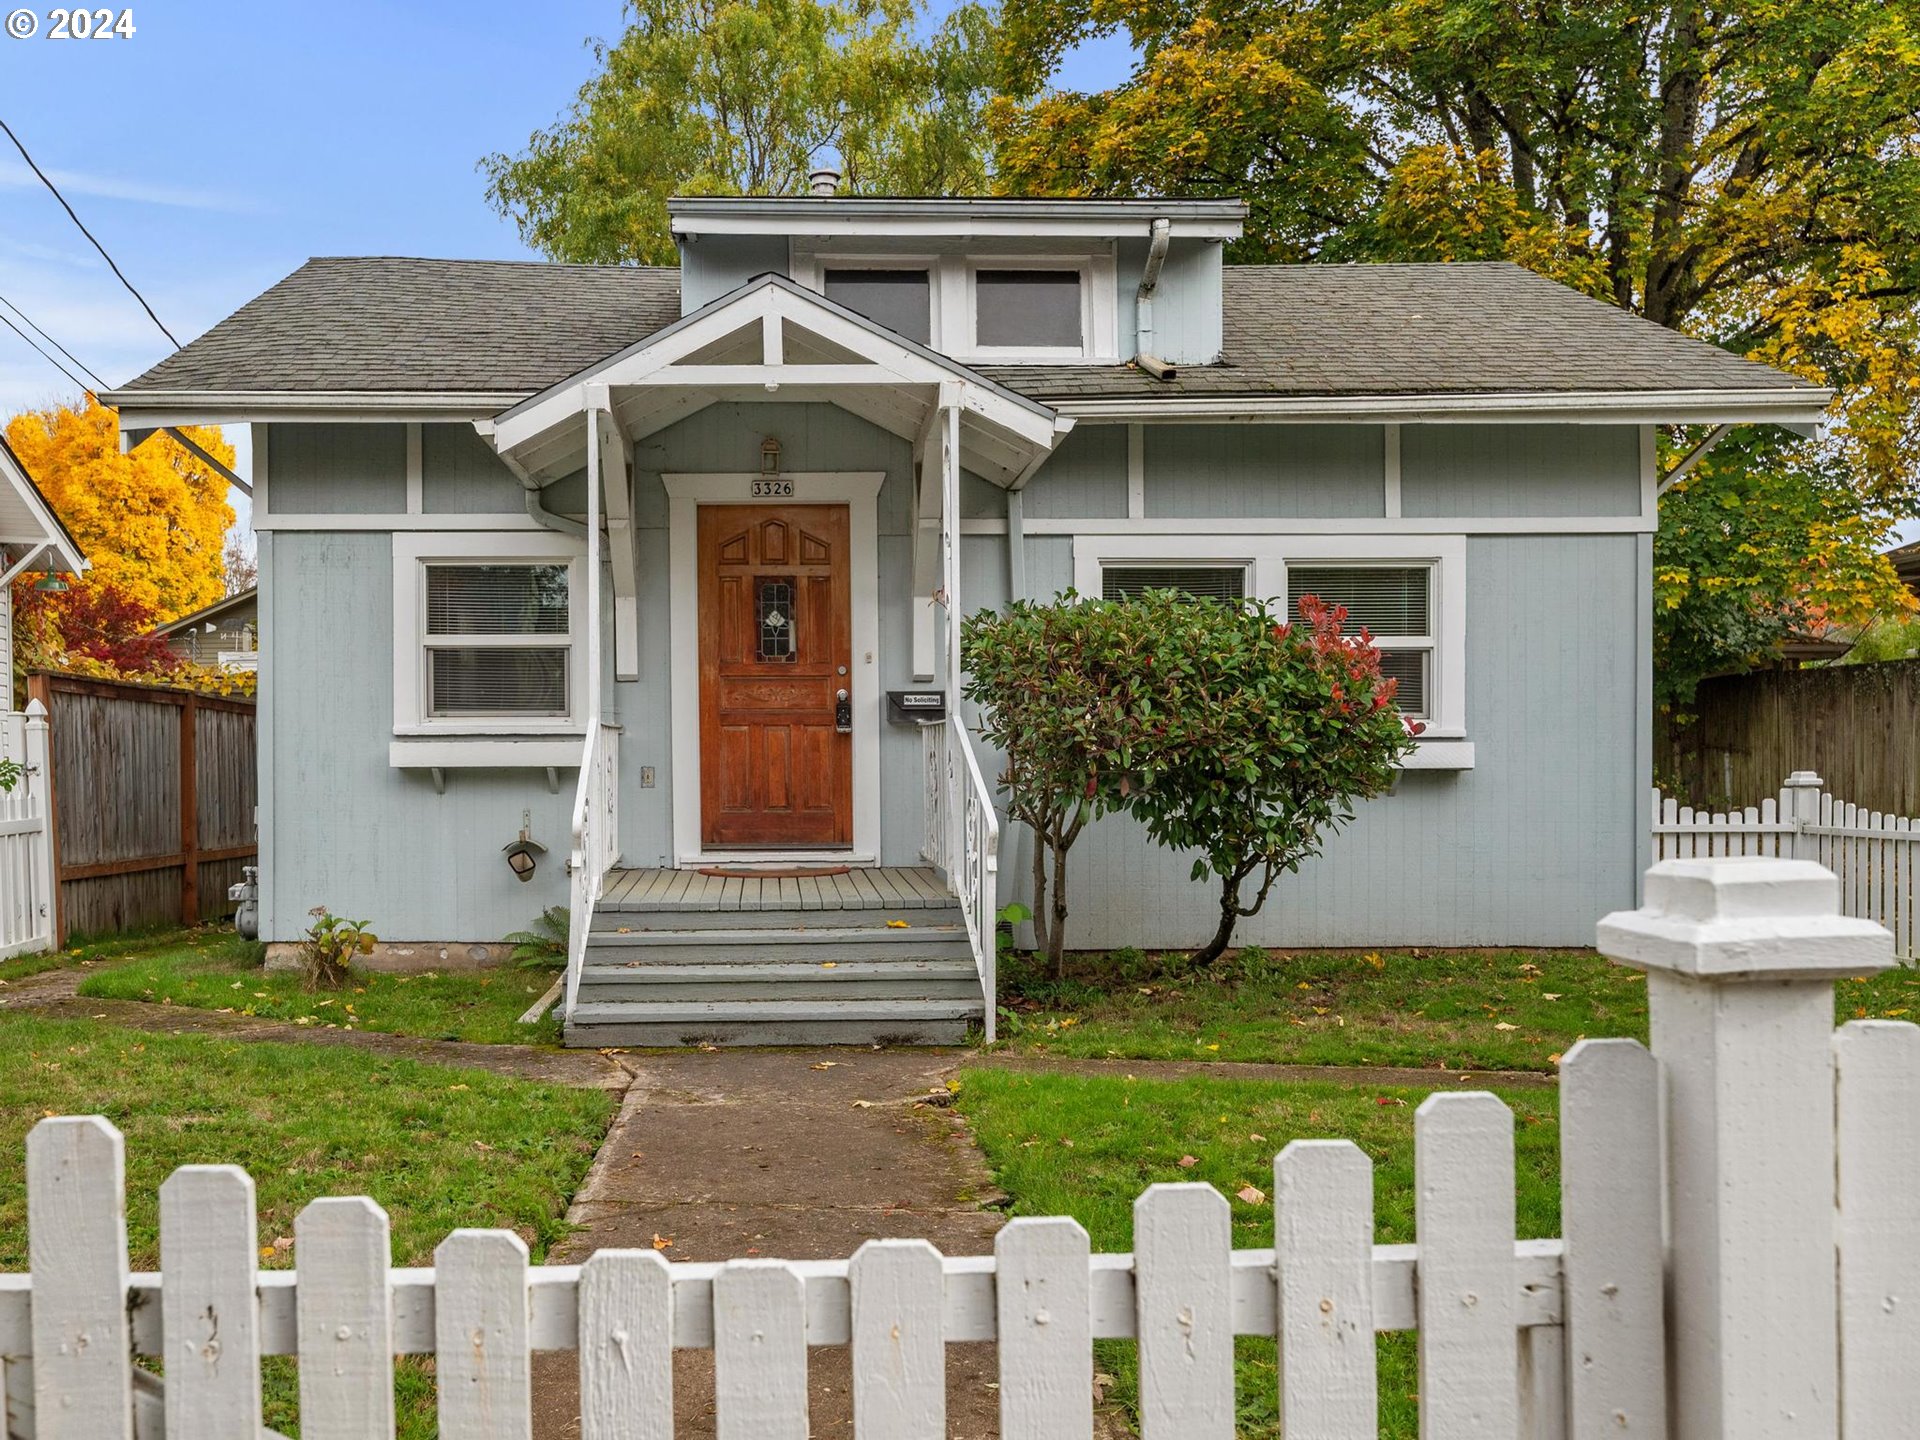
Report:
962,515,1654,536
1052,389,1830,428
663,471,886,867
261,514,544,532
1070,531,1470,740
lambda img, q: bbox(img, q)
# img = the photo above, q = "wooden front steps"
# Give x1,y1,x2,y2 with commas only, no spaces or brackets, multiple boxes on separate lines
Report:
565,866,984,1048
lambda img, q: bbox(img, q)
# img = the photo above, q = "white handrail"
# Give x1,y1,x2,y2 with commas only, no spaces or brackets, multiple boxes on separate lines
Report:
563,718,603,1021
934,715,999,1041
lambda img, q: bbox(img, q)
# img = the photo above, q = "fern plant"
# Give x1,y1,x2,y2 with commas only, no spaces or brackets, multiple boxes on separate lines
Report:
504,906,569,969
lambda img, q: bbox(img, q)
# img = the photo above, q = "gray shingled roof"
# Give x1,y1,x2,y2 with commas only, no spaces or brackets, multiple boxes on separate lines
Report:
112,255,1815,403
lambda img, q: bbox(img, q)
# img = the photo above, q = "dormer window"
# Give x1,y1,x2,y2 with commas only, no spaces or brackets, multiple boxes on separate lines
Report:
823,267,932,346
973,269,1084,351
793,246,1118,363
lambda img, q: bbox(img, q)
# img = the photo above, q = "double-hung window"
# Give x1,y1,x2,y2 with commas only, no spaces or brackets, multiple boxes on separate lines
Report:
1071,535,1467,746
1285,564,1434,720
394,534,585,736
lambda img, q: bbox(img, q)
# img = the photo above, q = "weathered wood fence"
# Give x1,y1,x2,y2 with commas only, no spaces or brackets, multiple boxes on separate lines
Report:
3,857,1913,1438
1657,657,1920,814
0,705,54,959
1655,769,1920,958
26,674,256,943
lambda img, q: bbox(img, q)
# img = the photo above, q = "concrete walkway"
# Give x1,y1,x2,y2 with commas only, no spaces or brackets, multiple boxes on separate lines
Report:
530,1049,1014,1439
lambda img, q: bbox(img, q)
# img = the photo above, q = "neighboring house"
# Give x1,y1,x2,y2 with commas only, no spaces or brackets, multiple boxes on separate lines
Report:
103,194,1828,1045
153,586,258,671
0,435,89,697
1888,539,1920,603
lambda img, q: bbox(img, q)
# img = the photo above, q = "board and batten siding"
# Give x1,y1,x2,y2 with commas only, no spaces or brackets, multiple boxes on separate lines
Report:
255,408,1648,949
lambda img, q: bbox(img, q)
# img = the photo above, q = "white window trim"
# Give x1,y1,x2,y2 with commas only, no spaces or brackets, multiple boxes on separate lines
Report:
960,253,1117,362
808,254,941,349
792,245,1119,364
391,531,589,740
1071,533,1470,743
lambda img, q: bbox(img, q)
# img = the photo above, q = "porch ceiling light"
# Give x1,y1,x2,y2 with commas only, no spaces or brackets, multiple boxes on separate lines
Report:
761,436,782,475
503,825,547,882
32,573,68,593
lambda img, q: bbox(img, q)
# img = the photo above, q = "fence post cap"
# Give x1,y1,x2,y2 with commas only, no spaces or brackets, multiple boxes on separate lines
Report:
1598,857,1893,981
24,698,46,719
1784,770,1824,788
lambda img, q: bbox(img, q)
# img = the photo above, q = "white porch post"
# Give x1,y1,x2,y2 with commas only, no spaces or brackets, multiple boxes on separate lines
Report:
939,390,962,878
1598,858,1893,1440
583,394,605,706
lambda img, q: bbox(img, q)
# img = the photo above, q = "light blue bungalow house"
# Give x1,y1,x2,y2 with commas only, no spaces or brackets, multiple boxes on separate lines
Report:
104,192,1828,1045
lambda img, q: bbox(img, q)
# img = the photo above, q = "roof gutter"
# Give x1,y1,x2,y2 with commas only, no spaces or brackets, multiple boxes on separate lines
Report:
1052,389,1833,432
1134,218,1176,383
473,418,587,540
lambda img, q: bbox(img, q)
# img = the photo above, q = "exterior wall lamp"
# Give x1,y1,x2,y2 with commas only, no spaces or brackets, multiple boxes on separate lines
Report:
502,813,547,882
761,436,782,475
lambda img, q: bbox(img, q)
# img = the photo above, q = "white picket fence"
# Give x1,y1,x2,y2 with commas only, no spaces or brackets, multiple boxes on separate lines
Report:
0,702,54,961
1655,768,1920,958
3,856,1917,1439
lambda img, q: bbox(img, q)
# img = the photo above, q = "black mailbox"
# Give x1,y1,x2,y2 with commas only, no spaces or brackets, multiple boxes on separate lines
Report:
887,690,948,724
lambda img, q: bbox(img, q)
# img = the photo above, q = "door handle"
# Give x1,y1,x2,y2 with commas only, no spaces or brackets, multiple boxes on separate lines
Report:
834,688,853,734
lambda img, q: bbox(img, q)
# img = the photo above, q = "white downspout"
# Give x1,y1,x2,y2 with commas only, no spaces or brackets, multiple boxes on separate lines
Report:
1134,217,1175,381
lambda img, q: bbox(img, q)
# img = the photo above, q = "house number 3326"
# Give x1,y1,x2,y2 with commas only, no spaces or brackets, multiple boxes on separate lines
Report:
751,479,795,498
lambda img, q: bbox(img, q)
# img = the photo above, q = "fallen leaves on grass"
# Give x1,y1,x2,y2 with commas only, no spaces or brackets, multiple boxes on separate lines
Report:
1236,1184,1266,1205
1177,1154,1198,1168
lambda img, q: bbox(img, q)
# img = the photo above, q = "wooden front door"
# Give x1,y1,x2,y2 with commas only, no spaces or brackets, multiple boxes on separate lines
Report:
698,504,854,848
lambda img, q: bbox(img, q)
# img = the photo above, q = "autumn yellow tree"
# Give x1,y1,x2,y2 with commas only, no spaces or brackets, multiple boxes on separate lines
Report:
4,393,234,622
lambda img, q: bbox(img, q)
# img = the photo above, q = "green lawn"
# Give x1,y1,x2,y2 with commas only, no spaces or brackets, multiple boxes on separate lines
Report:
955,1064,1562,1438
75,930,563,1045
0,1011,612,1437
995,944,1920,1071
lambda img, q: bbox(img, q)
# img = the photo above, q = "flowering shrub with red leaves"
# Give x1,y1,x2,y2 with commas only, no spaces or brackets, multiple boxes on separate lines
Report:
965,587,1416,966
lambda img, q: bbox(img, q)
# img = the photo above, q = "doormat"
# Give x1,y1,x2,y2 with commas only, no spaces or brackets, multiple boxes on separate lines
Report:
695,865,853,879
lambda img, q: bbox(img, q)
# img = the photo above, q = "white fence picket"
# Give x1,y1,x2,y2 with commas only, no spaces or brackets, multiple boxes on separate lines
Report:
1835,1020,1920,1438
712,1261,807,1440
849,1239,945,1440
435,1230,532,1440
1273,1140,1375,1438
159,1166,262,1437
995,1216,1092,1440
295,1196,395,1440
1414,1092,1518,1440
26,1116,133,1439
578,1249,673,1440
1134,1183,1234,1440
1559,1040,1664,1439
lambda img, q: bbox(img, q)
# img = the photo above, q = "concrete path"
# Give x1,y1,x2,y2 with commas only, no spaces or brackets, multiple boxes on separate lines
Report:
530,1049,1016,1440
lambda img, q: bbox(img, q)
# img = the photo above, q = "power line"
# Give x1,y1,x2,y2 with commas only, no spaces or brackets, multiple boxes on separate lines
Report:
0,292,107,388
0,309,92,394
0,115,181,349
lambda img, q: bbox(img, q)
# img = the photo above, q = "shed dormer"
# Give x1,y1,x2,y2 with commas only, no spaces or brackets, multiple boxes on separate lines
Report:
668,197,1247,368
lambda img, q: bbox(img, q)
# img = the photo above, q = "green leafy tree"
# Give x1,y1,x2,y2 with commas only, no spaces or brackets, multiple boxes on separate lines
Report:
990,0,1920,687
961,596,1147,975
484,0,998,264
1118,591,1416,964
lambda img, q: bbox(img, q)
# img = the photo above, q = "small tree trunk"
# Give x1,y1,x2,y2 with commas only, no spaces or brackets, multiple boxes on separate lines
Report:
1192,874,1244,966
1048,834,1071,979
1029,825,1051,959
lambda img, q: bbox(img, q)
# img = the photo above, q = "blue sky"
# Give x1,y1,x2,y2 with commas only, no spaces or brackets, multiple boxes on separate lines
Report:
0,1,1133,439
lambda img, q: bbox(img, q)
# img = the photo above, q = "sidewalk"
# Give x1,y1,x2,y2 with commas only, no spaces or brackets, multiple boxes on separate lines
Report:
530,1049,1009,1439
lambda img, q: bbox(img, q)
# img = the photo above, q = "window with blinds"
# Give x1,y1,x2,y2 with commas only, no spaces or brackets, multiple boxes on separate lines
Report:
423,563,571,718
1287,564,1432,718
1101,565,1249,603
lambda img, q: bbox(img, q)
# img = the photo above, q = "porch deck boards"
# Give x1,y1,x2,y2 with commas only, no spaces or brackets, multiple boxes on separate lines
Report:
601,865,953,912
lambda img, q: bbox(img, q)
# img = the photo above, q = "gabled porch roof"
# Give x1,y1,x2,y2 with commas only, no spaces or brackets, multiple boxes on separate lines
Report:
479,273,1073,489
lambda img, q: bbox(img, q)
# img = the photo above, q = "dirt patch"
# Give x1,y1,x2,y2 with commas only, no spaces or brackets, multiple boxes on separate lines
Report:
4,991,627,1090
